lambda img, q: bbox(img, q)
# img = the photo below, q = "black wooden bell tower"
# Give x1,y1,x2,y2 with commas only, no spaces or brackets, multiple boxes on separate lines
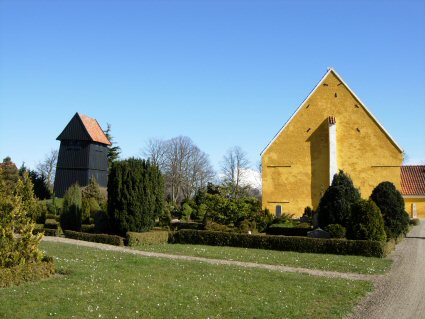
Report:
54,113,111,197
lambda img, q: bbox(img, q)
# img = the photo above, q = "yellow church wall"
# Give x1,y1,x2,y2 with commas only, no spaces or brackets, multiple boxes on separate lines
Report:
262,70,403,217
404,197,425,218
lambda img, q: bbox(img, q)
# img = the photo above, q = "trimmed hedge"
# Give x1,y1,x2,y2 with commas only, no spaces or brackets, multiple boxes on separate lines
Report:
0,256,55,288
266,225,311,237
127,231,169,246
81,224,95,233
44,229,58,236
44,219,58,229
410,218,420,226
170,222,204,231
46,214,58,220
169,230,390,257
63,230,124,246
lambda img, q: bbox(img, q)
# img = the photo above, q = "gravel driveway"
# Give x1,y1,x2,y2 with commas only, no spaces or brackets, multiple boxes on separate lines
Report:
347,221,425,319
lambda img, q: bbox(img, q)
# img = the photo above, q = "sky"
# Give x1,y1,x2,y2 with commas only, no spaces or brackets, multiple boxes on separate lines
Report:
1,0,424,174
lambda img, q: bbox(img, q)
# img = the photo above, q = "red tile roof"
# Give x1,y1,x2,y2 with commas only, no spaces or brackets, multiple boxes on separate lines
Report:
78,113,111,145
401,165,425,196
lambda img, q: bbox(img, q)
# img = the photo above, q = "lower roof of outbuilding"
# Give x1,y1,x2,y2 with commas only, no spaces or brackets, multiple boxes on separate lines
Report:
401,165,425,196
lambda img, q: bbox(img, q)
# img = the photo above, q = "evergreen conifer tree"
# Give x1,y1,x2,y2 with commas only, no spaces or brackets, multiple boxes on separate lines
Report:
60,184,82,231
317,170,361,228
104,123,121,169
370,181,409,239
108,158,164,235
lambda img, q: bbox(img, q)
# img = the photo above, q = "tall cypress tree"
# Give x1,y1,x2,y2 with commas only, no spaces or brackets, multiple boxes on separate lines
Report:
108,158,164,235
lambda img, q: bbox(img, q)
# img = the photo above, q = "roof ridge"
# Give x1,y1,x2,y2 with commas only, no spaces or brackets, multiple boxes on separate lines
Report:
76,112,111,145
260,68,403,156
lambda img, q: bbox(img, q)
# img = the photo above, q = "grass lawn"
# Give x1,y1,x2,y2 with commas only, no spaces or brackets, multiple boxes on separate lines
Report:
0,242,371,319
132,243,392,275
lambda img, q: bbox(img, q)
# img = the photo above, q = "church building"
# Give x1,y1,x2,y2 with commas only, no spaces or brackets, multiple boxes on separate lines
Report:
261,68,424,218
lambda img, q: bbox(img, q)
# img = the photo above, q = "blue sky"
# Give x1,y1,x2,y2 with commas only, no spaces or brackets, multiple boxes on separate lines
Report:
1,0,424,172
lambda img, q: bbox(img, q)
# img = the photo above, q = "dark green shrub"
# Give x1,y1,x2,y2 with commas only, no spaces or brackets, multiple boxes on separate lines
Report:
272,213,294,225
193,184,261,226
300,206,314,223
347,200,386,241
46,213,57,220
47,198,60,215
126,231,169,246
158,203,172,227
370,182,409,239
266,224,311,236
30,201,48,224
0,257,55,288
82,197,100,223
170,222,204,231
60,184,82,231
44,229,58,236
238,219,257,233
253,209,274,232
82,177,106,206
81,224,95,233
108,158,164,235
32,224,44,235
318,170,361,228
94,210,110,234
169,230,389,257
44,219,58,229
327,224,346,239
204,221,234,232
28,170,51,200
410,218,420,226
63,230,124,246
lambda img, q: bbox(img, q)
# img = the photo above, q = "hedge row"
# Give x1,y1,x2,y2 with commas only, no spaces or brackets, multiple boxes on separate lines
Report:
0,256,55,288
126,231,169,246
63,230,124,246
81,224,95,233
170,222,204,231
44,219,58,229
44,229,58,236
33,224,44,235
169,230,390,257
266,226,311,237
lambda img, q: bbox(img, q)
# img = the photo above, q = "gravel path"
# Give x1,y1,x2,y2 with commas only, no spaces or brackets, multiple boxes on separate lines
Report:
347,221,425,319
42,236,377,281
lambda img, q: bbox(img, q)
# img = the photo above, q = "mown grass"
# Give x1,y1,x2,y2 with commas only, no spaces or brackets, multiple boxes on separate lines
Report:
0,241,371,319
132,243,392,274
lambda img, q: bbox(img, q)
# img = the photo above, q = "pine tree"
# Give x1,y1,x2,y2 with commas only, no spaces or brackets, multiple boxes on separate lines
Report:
104,123,121,169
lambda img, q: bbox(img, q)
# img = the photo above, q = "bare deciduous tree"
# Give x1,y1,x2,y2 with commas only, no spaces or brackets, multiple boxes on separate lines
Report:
221,146,249,198
144,136,215,204
37,149,58,191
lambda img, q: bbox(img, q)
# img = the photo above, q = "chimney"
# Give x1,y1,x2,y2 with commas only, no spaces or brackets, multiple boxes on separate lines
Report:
328,116,337,185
